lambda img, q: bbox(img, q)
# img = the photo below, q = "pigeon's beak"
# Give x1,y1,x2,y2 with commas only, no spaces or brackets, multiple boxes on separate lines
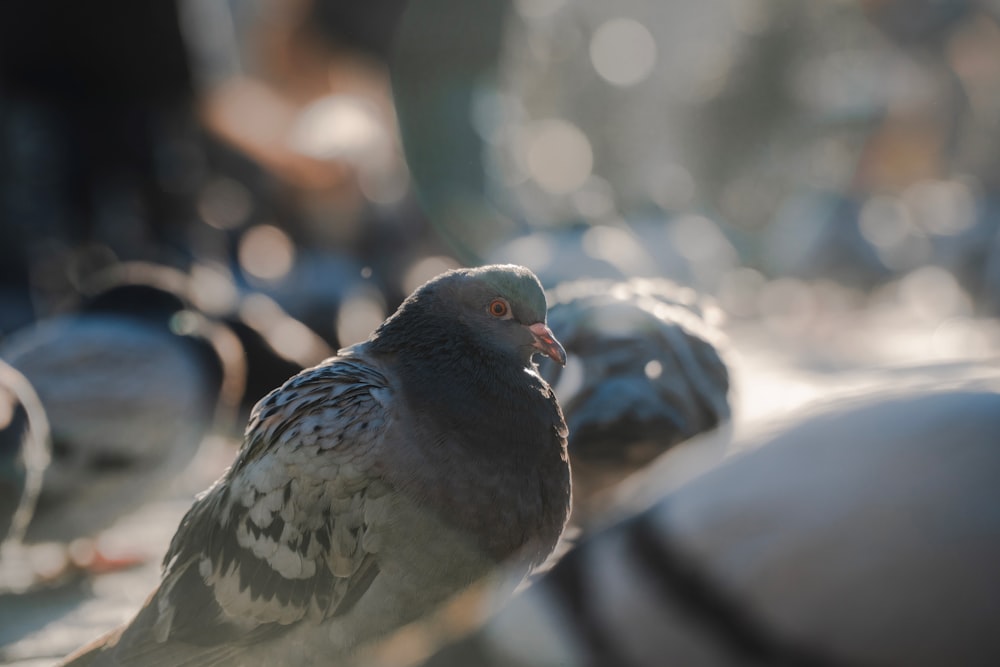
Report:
528,322,567,366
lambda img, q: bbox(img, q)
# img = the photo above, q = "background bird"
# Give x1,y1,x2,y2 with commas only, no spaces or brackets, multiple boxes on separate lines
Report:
538,277,731,525
0,263,245,555
61,264,571,667
0,360,49,549
415,386,1000,667
219,291,333,426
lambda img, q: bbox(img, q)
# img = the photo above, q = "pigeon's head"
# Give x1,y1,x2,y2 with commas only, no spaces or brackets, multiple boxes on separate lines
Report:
377,264,567,367
454,264,566,366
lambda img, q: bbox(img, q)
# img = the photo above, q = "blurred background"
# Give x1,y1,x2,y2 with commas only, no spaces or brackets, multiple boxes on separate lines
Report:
3,0,1000,359
2,0,1000,664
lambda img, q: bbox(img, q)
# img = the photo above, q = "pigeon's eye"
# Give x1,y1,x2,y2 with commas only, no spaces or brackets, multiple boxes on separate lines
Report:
488,298,510,318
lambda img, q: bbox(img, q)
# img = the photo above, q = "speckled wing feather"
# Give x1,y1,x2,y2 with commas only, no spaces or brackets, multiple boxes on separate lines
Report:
93,356,395,665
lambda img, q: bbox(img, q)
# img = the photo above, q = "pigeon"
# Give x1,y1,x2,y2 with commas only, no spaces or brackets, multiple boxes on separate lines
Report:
61,263,571,667
416,388,1000,667
539,277,730,523
0,359,49,547
0,264,245,546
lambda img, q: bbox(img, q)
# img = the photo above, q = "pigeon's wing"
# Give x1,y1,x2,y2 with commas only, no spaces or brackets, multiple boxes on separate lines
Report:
92,356,395,665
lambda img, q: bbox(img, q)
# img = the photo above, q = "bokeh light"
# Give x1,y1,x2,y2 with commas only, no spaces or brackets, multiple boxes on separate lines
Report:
900,179,977,236
646,163,696,211
581,225,656,275
898,266,972,323
520,119,594,195
188,263,240,316
336,286,387,347
197,178,253,231
237,224,296,282
239,293,329,363
402,255,463,295
288,95,389,163
496,235,555,274
858,196,912,249
359,161,410,207
668,215,734,264
570,176,616,220
589,18,659,87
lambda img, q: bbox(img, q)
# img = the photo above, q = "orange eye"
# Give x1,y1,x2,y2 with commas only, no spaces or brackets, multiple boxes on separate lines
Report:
488,298,509,318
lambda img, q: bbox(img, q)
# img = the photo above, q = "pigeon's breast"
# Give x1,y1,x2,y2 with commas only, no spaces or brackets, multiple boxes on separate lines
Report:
388,370,570,569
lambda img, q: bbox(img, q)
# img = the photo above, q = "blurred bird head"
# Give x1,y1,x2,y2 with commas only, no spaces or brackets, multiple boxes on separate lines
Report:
539,278,731,522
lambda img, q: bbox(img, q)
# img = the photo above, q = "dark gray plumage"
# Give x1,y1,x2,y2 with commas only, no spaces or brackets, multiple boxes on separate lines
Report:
61,264,571,667
539,277,730,522
0,264,245,544
0,360,49,547
417,388,1000,667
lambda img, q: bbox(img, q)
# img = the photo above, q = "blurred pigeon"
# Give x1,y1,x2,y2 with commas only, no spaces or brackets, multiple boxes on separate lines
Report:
0,263,245,546
61,264,571,666
0,360,49,546
539,277,730,523
417,388,1000,667
220,291,333,425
